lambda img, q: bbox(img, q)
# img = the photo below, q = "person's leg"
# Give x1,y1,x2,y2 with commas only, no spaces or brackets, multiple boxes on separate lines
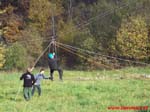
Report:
58,68,63,80
32,85,36,96
28,87,32,100
50,69,54,81
23,87,29,101
37,85,41,96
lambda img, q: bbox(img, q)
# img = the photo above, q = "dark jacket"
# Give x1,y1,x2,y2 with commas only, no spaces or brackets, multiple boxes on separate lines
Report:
20,72,35,87
48,58,58,70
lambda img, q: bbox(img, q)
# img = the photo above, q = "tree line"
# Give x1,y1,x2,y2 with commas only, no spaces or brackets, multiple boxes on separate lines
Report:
0,0,150,70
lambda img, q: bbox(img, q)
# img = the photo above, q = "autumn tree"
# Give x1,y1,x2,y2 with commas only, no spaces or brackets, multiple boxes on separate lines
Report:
28,0,63,32
3,14,23,42
116,15,149,60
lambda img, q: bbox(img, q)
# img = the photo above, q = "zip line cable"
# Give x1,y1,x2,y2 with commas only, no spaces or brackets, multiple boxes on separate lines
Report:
5,0,144,48
79,2,142,29
57,42,150,66
56,42,113,69
6,0,140,46
32,41,54,68
56,44,113,69
56,42,123,68
56,42,150,66
58,42,91,57
59,1,141,37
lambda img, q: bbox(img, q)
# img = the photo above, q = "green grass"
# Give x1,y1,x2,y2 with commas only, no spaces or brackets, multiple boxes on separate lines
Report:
0,67,150,112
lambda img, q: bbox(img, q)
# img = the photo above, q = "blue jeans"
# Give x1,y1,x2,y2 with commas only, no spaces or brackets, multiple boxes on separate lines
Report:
32,85,41,96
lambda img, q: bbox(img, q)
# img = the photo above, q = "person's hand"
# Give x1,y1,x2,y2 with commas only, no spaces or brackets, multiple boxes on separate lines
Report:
31,67,34,71
51,40,55,44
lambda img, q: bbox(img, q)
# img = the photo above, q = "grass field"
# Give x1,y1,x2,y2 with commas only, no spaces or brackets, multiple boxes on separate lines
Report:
0,67,150,112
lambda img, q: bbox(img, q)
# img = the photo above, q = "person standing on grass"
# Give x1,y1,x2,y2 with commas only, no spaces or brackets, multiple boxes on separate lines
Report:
20,67,35,101
32,68,50,96
48,52,63,81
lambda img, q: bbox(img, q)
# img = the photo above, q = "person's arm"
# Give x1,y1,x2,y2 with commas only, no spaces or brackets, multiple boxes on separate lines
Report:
20,74,24,80
42,74,49,79
34,74,37,81
54,57,61,61
31,74,36,84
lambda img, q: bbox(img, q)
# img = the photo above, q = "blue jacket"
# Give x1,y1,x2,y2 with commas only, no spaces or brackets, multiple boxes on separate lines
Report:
34,73,49,85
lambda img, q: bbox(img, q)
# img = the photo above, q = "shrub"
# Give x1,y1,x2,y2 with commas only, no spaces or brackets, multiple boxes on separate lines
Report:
116,15,148,60
0,44,6,69
4,43,28,70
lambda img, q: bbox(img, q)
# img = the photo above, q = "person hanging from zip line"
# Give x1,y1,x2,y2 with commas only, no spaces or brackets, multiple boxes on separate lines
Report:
48,52,63,81
32,68,50,96
20,67,35,101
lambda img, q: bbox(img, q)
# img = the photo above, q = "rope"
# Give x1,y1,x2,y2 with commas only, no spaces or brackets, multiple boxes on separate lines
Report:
57,42,92,57
54,41,58,58
57,42,125,69
59,1,142,38
13,71,22,112
14,82,22,101
13,41,53,111
57,43,119,68
57,42,150,66
56,44,113,69
6,0,142,46
58,44,114,69
32,41,53,68
56,42,116,68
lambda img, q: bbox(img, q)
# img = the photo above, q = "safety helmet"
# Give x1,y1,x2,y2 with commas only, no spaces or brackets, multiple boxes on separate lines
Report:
48,53,54,59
